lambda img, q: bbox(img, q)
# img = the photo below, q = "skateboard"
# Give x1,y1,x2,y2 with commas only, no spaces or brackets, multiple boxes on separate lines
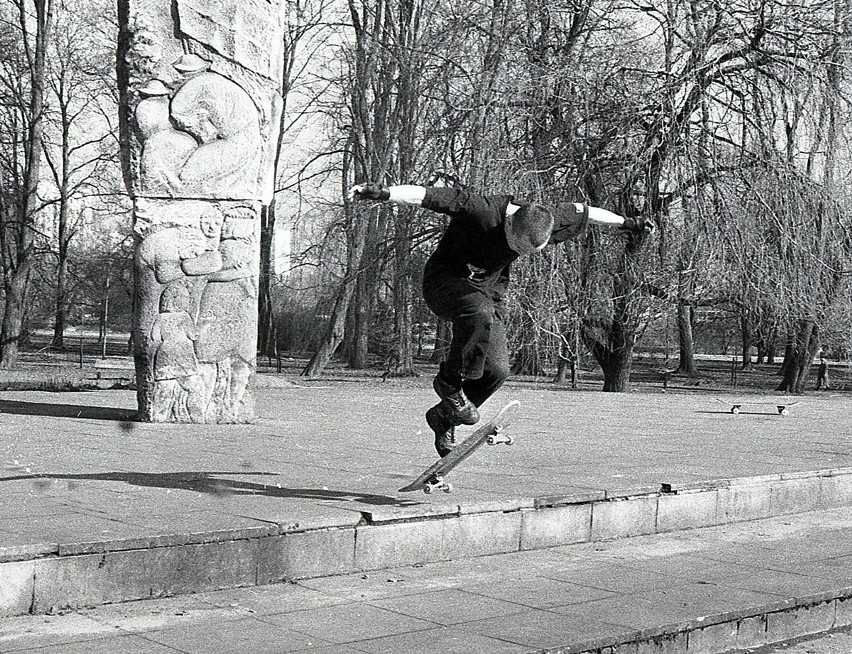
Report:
715,398,799,415
399,400,519,494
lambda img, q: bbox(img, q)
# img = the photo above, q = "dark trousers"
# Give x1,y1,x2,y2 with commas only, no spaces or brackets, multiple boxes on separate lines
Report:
424,277,510,407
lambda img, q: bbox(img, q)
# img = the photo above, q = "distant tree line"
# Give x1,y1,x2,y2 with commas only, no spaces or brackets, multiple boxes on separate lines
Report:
0,0,131,366
270,0,852,394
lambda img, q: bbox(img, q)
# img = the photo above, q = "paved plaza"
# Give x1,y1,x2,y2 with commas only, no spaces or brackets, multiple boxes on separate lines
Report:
2,377,852,652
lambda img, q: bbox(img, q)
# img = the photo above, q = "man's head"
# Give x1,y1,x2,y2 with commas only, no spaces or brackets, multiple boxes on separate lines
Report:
504,203,554,255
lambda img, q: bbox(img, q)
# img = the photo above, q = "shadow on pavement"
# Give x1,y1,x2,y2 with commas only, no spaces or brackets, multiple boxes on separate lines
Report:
0,470,414,506
0,399,137,422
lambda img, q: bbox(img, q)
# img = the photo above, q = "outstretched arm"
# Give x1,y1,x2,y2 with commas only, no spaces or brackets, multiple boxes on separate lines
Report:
348,183,425,206
506,200,647,232
588,205,629,229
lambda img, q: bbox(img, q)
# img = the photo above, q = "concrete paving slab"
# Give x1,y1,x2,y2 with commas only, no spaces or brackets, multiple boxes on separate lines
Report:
4,508,852,653
2,380,852,617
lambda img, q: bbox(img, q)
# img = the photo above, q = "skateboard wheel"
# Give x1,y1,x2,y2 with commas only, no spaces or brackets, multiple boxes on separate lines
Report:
442,483,453,494
423,485,434,495
779,406,789,415
486,435,496,445
505,435,514,445
731,406,740,414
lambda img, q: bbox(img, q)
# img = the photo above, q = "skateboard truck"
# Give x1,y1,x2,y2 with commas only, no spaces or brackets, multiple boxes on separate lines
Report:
486,427,514,446
423,475,452,494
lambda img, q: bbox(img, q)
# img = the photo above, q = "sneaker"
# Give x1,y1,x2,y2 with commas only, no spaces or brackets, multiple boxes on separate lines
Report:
426,403,456,457
432,374,480,425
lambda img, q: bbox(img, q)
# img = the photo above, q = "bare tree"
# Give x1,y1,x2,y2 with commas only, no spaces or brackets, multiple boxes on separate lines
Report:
41,0,116,348
0,0,55,368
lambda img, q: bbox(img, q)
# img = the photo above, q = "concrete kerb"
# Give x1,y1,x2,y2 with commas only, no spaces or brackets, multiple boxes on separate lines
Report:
533,589,852,653
4,466,852,617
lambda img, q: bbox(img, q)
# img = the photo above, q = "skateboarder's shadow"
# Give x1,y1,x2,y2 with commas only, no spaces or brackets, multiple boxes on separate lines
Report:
0,470,415,506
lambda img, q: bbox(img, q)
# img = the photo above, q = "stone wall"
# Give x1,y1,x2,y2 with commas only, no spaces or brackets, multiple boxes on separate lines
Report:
118,0,285,422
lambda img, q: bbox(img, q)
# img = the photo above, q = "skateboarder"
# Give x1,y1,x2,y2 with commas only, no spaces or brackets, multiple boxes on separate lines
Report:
349,183,652,456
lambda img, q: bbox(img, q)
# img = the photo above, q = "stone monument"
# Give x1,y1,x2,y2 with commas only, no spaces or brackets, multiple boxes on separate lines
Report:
117,0,286,422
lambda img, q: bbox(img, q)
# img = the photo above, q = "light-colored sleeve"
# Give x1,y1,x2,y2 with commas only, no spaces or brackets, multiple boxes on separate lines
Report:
587,205,626,228
388,185,427,206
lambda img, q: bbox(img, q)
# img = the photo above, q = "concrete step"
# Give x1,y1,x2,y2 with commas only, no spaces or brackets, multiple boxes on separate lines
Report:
4,466,852,617
3,507,852,653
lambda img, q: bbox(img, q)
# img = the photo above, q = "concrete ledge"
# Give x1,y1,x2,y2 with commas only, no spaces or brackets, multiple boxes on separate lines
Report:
6,467,852,617
547,590,852,654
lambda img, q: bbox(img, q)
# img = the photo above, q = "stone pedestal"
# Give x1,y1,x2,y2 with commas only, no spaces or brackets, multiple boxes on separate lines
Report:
118,0,285,422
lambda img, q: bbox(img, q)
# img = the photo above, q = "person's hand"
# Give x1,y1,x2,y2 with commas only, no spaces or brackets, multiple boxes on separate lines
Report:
618,215,656,236
348,182,390,202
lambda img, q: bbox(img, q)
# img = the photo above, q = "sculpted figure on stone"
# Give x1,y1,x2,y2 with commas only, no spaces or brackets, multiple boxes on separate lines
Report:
168,71,262,197
194,206,257,421
150,282,205,421
135,80,196,195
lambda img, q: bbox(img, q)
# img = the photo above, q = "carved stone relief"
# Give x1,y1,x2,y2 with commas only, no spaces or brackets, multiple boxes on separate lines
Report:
133,198,259,423
120,0,284,423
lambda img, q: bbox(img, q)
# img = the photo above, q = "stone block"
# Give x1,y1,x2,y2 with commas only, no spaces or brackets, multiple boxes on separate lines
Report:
765,603,835,645
355,520,445,571
0,560,34,617
820,473,852,509
520,504,592,550
716,483,772,523
656,490,718,533
257,528,355,583
736,614,768,650
836,597,852,628
147,539,259,597
611,642,641,653
591,496,657,541
442,511,521,559
770,477,822,516
635,631,688,653
33,540,259,612
687,620,738,654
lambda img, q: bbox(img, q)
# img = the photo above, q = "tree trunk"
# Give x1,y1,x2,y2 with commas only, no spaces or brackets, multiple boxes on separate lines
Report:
1,270,31,368
553,331,580,388
303,171,366,377
257,203,277,357
52,244,67,348
51,199,70,349
584,290,636,392
739,314,753,370
99,269,110,351
391,208,415,375
345,265,373,369
776,320,818,394
1,0,53,369
676,301,696,374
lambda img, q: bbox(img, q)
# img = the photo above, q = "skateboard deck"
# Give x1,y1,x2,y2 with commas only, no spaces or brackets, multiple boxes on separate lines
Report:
399,400,519,494
715,398,799,415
